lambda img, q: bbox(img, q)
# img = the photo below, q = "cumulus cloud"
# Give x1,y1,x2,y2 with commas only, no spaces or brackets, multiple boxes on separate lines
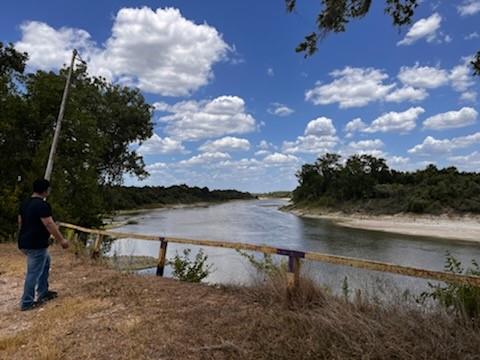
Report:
397,13,442,46
365,107,425,133
15,21,96,71
137,134,186,155
458,0,480,16
449,59,475,92
268,103,294,117
397,64,449,89
305,67,395,108
385,86,429,103
448,151,480,170
263,153,300,165
460,91,478,102
465,32,479,40
423,107,478,130
199,136,250,153
342,139,386,158
178,152,231,166
408,132,480,155
387,156,410,167
16,7,230,96
304,117,337,137
283,135,338,155
267,67,274,77
158,96,256,141
344,118,367,137
282,117,339,155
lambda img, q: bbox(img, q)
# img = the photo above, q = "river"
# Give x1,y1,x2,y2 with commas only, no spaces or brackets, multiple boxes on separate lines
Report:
110,199,480,296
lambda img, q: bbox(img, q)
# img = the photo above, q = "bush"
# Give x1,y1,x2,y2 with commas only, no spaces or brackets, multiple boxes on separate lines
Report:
168,248,213,283
407,198,428,213
237,250,287,277
418,253,480,323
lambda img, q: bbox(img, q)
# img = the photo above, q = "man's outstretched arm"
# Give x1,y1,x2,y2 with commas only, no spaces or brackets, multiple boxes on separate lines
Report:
41,217,69,249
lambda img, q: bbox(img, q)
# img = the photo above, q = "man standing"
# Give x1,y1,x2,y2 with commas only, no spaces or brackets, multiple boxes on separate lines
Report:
18,179,69,311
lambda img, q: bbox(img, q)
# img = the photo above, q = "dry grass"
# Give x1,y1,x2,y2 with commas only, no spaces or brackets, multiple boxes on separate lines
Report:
1,242,480,359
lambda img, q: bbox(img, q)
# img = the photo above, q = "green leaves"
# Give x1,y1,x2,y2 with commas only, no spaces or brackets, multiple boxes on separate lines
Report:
169,248,213,283
0,42,153,238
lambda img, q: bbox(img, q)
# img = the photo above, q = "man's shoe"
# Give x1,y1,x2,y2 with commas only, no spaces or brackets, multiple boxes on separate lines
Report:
20,301,41,311
38,290,58,303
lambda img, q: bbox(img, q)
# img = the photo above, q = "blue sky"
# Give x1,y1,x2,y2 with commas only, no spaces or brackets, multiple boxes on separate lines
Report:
1,0,479,192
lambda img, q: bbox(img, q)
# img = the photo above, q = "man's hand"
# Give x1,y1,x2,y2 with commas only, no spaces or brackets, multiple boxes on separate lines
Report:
60,239,69,249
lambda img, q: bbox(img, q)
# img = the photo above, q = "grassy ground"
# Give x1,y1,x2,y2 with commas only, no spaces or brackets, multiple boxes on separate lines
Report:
1,243,480,360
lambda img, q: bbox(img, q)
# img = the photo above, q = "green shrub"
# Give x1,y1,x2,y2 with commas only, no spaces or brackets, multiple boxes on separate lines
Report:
168,248,213,283
407,198,428,213
418,253,480,322
237,250,287,277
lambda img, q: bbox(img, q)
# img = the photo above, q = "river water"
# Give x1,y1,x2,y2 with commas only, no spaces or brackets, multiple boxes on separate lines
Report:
110,199,480,296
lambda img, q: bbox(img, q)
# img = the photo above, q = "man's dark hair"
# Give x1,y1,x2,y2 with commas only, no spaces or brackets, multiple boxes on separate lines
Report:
32,179,50,194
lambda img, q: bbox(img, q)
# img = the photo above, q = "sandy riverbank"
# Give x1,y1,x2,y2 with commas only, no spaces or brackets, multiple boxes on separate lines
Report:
287,207,480,243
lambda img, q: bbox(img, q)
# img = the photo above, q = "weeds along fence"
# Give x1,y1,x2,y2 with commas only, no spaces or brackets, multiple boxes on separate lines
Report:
59,222,480,290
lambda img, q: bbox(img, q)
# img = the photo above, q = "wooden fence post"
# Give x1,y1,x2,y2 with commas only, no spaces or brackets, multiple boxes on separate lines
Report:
287,255,301,290
157,237,168,276
92,233,103,259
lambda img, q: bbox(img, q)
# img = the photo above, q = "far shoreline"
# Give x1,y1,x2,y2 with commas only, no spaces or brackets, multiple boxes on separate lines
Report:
283,205,480,243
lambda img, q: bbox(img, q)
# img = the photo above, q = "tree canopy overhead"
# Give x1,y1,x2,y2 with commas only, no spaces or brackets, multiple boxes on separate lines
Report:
286,0,480,75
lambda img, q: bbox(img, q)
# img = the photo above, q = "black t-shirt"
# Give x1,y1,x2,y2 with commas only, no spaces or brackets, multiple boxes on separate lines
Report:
18,197,53,249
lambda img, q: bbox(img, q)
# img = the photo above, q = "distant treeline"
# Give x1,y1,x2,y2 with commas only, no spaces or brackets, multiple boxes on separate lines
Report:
292,153,480,215
104,185,254,210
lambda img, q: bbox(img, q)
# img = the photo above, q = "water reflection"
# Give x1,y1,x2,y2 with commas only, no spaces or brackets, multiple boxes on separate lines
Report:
110,199,480,294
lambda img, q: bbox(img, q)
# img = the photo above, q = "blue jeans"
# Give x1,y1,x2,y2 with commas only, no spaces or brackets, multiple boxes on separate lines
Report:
20,248,50,309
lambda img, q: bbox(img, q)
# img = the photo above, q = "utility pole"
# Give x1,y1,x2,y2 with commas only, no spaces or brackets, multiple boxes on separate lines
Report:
44,49,78,181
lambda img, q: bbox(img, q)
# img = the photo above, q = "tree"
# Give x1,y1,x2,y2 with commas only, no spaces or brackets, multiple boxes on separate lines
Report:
285,0,480,76
0,42,153,238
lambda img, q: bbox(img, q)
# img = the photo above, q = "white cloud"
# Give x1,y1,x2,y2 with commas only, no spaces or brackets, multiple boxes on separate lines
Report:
458,0,480,16
282,116,339,155
344,118,367,137
449,59,475,92
460,91,478,102
348,139,385,151
137,134,186,155
146,162,168,174
15,21,96,71
258,140,272,150
304,117,337,137
385,86,429,103
397,13,442,46
465,32,479,40
423,107,478,130
343,139,386,158
283,135,338,155
16,7,230,96
268,103,294,117
263,153,300,165
305,67,395,108
397,64,449,89
448,151,480,170
178,152,231,166
254,150,271,157
267,67,274,77
159,96,256,141
365,107,425,133
199,136,250,153
408,132,480,155
387,156,410,167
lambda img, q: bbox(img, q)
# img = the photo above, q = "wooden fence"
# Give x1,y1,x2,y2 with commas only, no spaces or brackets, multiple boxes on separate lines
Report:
59,222,480,289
